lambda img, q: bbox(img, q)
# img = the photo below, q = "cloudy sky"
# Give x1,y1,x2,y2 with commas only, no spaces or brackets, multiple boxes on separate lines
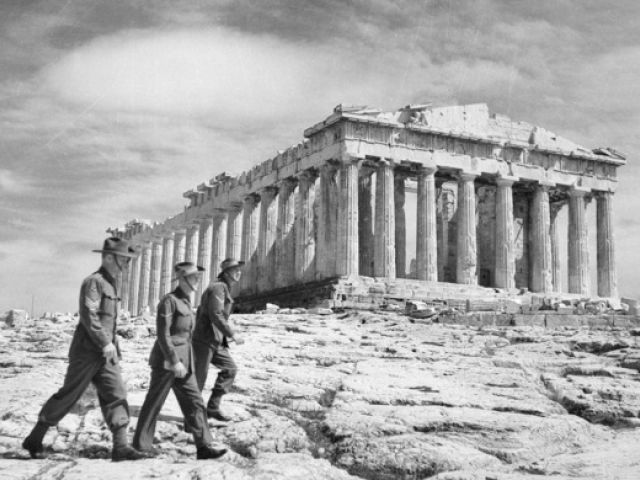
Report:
1,0,639,314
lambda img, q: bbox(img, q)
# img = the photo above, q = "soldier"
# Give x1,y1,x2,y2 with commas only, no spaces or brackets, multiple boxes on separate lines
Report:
132,262,227,459
22,237,146,461
193,258,245,422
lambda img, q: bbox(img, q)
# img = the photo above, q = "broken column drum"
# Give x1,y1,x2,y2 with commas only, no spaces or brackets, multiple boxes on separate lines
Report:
111,103,625,312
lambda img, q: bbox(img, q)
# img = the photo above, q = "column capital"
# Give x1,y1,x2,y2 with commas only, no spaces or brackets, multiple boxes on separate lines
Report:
244,193,260,205
417,165,437,176
296,169,318,183
458,171,479,182
495,175,518,187
259,185,279,200
569,185,591,197
535,179,555,190
228,201,243,212
594,189,614,198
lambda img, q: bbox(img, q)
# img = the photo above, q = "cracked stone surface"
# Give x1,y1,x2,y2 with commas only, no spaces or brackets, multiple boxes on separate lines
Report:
1,311,640,479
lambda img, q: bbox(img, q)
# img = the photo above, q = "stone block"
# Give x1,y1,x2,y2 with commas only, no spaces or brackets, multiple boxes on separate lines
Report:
545,314,583,328
512,314,545,327
495,314,514,326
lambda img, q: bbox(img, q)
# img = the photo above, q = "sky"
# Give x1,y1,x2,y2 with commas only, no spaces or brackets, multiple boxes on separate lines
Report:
1,0,640,314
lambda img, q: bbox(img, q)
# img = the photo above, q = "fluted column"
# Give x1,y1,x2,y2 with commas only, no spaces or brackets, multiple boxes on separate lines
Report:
456,172,478,284
416,167,437,281
494,177,517,289
395,175,406,278
550,202,564,292
258,186,278,291
128,252,141,316
148,240,163,310
316,164,338,279
337,159,359,277
210,209,228,281
226,202,243,262
275,178,297,287
295,170,317,282
159,233,174,296
197,217,214,300
568,187,590,295
358,168,374,276
172,229,186,270
137,243,152,313
530,183,553,293
121,261,130,314
374,160,395,278
185,224,200,263
596,191,617,297
240,194,261,293
437,186,455,281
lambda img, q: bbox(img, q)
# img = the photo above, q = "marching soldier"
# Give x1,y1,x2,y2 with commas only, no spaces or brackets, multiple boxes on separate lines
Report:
132,262,227,459
23,237,146,461
193,258,244,422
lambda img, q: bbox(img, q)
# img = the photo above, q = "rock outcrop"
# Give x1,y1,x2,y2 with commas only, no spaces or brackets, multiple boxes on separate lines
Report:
1,310,640,479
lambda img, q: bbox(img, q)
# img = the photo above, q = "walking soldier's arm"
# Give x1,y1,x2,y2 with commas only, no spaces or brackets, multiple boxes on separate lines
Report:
79,277,111,349
156,296,179,366
207,284,235,338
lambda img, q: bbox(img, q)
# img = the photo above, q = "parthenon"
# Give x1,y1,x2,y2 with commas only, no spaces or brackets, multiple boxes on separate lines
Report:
110,103,625,314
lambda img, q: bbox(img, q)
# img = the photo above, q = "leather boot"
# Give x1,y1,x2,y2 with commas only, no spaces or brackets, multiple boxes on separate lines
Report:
111,426,147,462
22,422,48,459
196,443,227,459
206,392,232,422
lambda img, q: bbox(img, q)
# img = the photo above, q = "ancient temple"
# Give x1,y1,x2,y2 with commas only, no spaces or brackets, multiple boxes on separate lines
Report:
109,103,625,314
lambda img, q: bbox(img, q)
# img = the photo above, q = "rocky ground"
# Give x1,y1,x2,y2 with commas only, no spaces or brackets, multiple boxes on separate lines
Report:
1,311,640,479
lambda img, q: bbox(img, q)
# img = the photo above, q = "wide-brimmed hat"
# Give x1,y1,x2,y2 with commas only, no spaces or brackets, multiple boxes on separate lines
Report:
92,237,137,258
174,261,205,278
219,258,245,274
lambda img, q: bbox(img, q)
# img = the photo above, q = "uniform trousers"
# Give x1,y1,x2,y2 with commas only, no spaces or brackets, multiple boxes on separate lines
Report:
132,368,213,450
193,342,237,396
38,354,129,432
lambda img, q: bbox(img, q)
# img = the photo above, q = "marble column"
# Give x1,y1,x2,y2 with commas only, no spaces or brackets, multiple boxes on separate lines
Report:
437,185,455,281
240,194,261,293
120,262,130,314
258,186,278,291
197,217,214,300
374,160,395,278
494,177,516,289
530,183,553,293
210,209,228,281
128,252,141,316
337,159,359,277
172,229,187,273
596,191,618,297
148,240,163,311
550,202,564,292
416,167,437,281
568,187,590,295
395,175,406,278
295,170,317,282
226,202,243,262
137,243,152,313
358,168,375,276
456,172,478,284
185,224,200,263
316,164,338,279
275,178,297,287
160,233,174,296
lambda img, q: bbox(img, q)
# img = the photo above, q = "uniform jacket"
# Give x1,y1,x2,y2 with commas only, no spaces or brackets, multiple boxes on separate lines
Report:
149,288,196,372
193,279,235,349
69,267,120,359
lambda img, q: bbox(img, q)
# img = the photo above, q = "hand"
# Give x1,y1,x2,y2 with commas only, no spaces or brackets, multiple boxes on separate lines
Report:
172,361,188,378
232,336,245,345
102,343,117,364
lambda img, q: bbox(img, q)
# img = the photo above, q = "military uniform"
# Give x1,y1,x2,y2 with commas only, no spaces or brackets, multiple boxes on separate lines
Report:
37,267,129,431
133,288,213,450
193,279,238,416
